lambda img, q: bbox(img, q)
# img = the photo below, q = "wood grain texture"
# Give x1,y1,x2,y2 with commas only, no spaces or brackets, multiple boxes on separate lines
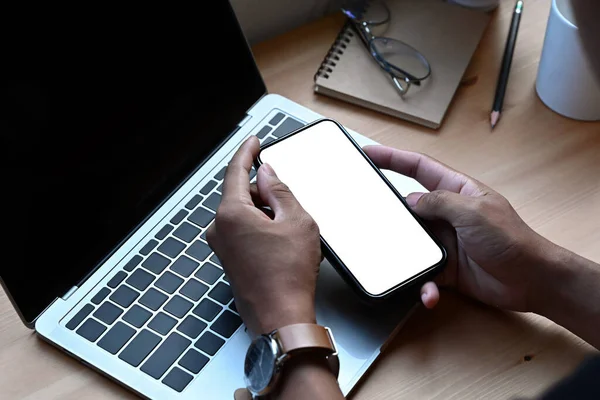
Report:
1,0,598,398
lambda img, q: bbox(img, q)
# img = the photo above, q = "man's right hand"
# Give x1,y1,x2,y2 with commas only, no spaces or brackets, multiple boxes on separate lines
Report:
364,145,561,313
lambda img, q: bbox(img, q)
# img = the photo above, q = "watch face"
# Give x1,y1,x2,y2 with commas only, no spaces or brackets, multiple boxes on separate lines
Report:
244,336,277,394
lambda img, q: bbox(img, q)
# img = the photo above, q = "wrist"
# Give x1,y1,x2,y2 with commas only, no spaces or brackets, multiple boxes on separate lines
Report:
526,236,571,316
253,296,316,335
528,238,597,319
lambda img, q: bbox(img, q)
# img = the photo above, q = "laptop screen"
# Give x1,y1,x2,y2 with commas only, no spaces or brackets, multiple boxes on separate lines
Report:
2,2,266,324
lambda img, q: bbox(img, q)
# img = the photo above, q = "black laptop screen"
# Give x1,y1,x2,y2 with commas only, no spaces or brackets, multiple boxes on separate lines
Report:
1,3,266,324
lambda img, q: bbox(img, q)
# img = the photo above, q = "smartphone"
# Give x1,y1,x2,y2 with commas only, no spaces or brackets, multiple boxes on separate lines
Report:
256,118,446,300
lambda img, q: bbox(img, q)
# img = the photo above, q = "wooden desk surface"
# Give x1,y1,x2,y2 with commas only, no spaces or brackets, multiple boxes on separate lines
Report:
1,0,598,398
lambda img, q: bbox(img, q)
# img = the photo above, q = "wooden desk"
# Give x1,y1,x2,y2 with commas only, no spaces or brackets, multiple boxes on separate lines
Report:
1,0,598,398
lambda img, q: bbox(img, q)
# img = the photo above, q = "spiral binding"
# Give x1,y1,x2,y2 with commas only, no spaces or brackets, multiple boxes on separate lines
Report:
314,20,355,81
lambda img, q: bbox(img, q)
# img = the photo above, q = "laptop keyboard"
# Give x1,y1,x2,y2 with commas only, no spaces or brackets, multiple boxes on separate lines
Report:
64,112,304,393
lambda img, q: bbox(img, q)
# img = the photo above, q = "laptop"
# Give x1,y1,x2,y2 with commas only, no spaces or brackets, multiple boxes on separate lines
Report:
2,2,426,398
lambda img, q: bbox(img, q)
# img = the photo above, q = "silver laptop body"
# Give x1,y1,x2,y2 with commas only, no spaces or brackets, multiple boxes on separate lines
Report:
2,2,423,398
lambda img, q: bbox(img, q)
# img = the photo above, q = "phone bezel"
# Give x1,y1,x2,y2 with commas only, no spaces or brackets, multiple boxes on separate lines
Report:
255,118,447,301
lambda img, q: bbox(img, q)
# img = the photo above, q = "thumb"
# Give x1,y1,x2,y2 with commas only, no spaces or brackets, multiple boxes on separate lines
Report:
257,163,301,218
406,190,473,226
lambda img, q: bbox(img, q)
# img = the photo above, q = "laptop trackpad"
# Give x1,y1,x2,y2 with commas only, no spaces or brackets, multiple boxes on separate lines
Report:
315,258,416,391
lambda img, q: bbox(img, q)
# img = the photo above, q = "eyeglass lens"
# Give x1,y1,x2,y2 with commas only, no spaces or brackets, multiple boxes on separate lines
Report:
370,37,430,81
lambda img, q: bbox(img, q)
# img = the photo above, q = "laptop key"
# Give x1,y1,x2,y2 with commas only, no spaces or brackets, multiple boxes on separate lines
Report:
164,295,193,319
141,332,191,379
185,194,203,210
98,322,136,354
177,315,207,339
202,193,221,212
214,166,227,181
269,112,285,125
66,304,94,330
155,271,184,294
155,224,174,240
123,305,152,328
200,180,217,195
162,367,193,393
195,331,225,356
170,209,189,225
179,278,209,302
188,207,214,228
76,318,107,342
142,253,171,274
185,241,212,263
157,237,186,259
126,268,155,291
216,183,223,194
148,312,178,336
211,310,242,338
123,255,143,272
93,302,123,325
119,329,162,367
139,288,168,311
91,288,110,305
173,222,201,243
179,349,209,374
107,271,127,288
263,136,275,145
210,254,221,267
208,282,233,305
194,263,222,285
109,285,140,308
192,299,222,322
170,255,199,278
272,117,304,138
256,125,272,139
140,239,158,256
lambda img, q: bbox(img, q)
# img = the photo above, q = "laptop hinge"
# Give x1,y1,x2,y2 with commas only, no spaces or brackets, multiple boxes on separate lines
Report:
62,286,78,301
238,114,251,127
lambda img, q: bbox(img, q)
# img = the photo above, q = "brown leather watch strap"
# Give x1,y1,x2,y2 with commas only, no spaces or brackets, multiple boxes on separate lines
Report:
234,388,252,400
274,323,336,355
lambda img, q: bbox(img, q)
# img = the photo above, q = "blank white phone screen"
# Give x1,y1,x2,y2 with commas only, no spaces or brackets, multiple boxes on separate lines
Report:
259,120,444,296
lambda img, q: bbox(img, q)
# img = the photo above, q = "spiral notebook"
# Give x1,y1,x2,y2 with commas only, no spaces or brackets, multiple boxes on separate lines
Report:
313,0,490,129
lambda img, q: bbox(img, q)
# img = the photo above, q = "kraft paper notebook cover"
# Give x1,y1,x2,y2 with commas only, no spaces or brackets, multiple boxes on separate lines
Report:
313,0,490,129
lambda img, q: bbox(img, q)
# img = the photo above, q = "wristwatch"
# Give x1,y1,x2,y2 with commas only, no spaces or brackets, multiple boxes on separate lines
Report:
242,323,339,398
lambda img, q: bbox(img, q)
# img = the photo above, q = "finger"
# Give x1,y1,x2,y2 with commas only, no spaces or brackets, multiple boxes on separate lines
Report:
406,190,475,227
420,281,440,309
249,183,266,207
256,163,302,218
221,136,260,207
205,223,217,249
363,145,485,195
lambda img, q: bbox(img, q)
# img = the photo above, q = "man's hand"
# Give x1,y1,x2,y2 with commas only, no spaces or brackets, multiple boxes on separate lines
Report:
364,145,600,349
364,145,556,313
208,137,344,399
207,136,322,336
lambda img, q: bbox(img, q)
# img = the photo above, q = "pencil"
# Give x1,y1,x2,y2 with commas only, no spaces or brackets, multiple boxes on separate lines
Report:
491,0,523,129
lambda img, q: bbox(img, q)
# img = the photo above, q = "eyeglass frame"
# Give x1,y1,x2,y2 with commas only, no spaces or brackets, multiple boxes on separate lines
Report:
345,1,431,96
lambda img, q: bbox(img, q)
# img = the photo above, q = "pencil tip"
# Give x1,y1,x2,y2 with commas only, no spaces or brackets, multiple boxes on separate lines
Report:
490,111,500,129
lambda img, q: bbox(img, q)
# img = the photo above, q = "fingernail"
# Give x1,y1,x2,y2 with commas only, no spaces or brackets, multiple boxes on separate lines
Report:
406,192,424,207
261,163,276,177
421,292,428,304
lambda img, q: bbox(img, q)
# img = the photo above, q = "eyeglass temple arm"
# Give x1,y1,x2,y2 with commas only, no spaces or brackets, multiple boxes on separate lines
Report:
350,19,422,87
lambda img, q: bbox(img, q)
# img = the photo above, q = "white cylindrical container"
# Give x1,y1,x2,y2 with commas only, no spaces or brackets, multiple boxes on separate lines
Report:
535,0,600,121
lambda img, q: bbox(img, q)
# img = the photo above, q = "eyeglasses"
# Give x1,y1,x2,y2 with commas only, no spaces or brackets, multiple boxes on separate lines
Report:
341,0,431,96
